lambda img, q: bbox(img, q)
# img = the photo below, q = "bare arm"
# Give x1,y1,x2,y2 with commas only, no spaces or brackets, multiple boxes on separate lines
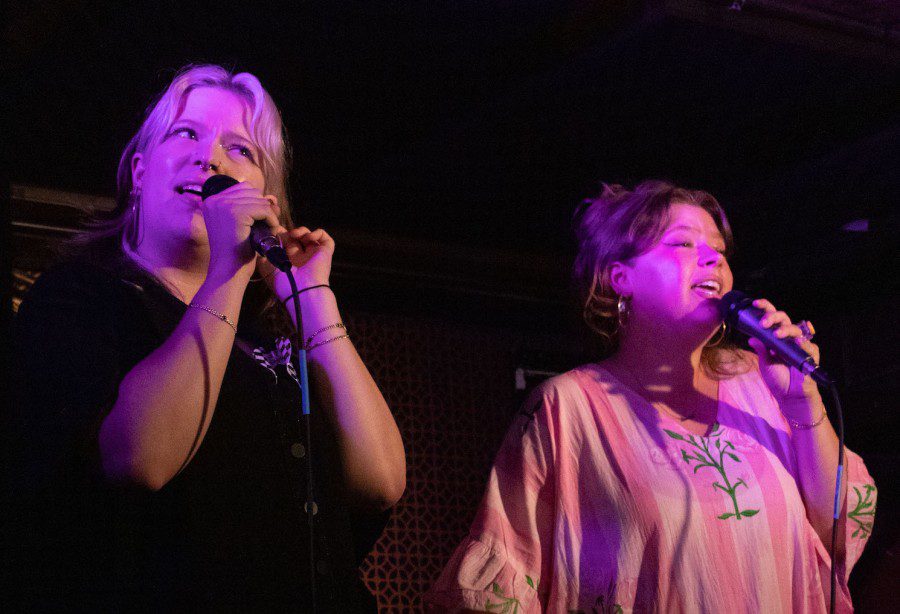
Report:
748,299,844,552
98,182,279,490
781,394,845,554
272,227,406,511
98,274,247,489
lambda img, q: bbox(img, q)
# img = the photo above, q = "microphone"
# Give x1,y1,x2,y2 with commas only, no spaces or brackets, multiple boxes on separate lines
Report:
200,175,292,272
719,290,831,386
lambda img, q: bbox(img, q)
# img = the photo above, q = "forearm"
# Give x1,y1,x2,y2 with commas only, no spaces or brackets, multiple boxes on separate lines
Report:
784,395,846,551
98,275,246,489
287,287,406,509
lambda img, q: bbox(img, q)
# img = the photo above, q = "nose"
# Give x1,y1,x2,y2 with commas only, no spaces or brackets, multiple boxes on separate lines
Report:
698,243,723,267
195,139,225,173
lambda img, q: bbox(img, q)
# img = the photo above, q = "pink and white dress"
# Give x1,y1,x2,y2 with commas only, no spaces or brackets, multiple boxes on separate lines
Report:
426,363,876,613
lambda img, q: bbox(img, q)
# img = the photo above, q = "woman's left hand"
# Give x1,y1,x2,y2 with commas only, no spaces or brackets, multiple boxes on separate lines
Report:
257,226,335,300
747,298,822,404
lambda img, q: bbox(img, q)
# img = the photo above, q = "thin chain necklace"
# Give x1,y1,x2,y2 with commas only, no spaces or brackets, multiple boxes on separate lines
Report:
617,362,700,422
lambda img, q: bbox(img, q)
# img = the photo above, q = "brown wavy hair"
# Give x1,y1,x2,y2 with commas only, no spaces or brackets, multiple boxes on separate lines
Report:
572,179,748,376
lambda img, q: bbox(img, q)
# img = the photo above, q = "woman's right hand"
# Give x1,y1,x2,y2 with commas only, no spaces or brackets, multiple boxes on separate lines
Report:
200,181,283,283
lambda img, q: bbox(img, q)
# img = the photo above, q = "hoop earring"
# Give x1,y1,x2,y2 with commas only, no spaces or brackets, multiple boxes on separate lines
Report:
128,185,143,247
707,321,727,348
617,295,631,329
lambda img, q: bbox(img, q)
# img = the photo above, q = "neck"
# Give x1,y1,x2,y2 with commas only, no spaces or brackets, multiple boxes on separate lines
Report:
125,239,209,303
610,318,713,393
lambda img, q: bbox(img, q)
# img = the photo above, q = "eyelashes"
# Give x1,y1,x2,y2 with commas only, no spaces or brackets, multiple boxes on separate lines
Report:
166,126,258,163
666,241,728,255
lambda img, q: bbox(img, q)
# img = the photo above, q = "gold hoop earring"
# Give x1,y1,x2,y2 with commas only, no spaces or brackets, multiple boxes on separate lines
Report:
707,321,727,347
617,295,631,329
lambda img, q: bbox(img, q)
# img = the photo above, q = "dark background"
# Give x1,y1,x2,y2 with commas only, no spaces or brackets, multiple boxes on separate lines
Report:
4,1,898,609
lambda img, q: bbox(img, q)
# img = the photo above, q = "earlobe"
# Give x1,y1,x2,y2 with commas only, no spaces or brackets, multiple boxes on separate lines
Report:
609,261,631,296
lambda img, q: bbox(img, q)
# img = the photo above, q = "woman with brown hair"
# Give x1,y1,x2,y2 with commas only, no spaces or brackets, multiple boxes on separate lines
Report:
427,180,876,612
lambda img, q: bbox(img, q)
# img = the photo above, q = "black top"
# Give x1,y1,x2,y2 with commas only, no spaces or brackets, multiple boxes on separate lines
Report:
6,259,383,612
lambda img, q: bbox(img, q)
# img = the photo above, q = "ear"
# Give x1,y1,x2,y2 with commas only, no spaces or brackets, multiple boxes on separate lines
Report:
608,261,632,297
131,153,145,189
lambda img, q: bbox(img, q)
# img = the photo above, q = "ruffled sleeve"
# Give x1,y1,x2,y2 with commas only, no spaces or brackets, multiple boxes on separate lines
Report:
842,450,877,567
425,384,558,612
829,448,877,609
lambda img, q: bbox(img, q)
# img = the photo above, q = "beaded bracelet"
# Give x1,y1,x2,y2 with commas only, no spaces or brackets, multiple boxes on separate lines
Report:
281,284,331,305
189,302,237,333
785,407,827,430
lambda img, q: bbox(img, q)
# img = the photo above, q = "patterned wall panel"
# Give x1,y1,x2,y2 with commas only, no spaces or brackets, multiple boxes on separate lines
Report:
347,311,567,611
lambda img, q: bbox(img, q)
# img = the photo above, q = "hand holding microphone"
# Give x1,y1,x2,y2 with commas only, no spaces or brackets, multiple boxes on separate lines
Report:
719,290,830,390
201,175,292,273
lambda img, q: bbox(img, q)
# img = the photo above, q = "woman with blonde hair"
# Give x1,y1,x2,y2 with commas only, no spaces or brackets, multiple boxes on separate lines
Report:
10,64,405,610
427,180,876,612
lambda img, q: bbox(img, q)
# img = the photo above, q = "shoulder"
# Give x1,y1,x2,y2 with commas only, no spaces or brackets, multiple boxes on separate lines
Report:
14,259,146,346
21,259,129,307
518,364,615,429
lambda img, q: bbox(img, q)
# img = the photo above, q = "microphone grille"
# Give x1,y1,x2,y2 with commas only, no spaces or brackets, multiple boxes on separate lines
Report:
718,290,748,320
201,175,239,200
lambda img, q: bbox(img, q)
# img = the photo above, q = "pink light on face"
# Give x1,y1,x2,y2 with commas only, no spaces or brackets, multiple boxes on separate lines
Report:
129,87,266,258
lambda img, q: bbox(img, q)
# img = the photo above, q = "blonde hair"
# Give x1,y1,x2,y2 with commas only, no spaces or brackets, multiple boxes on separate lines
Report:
71,64,295,335
572,179,747,376
81,64,293,250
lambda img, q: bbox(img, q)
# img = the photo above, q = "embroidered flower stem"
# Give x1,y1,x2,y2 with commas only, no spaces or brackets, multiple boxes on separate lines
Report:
665,427,759,521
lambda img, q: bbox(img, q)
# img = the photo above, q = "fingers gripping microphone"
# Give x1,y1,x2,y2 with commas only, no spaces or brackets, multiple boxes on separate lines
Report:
719,290,831,386
201,175,292,272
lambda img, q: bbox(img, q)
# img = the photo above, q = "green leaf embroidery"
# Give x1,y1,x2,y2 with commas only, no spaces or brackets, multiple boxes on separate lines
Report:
486,579,536,614
847,484,877,540
665,426,759,521
664,429,685,441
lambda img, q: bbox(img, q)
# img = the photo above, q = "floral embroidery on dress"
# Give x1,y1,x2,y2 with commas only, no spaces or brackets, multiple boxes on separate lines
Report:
665,426,760,521
484,576,537,613
252,336,301,391
848,484,876,539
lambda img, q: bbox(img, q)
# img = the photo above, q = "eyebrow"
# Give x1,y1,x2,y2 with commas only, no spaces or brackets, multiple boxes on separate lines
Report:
664,224,725,242
168,119,254,145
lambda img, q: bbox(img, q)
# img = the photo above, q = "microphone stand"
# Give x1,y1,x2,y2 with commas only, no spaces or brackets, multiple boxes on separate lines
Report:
285,272,318,613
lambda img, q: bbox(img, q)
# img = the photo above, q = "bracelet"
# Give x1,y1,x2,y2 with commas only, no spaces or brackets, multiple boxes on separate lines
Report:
306,333,351,352
785,407,827,430
304,322,346,348
281,284,331,305
189,302,237,333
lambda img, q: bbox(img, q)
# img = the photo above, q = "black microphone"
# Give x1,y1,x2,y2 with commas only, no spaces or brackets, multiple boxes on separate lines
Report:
719,290,831,386
200,175,292,272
